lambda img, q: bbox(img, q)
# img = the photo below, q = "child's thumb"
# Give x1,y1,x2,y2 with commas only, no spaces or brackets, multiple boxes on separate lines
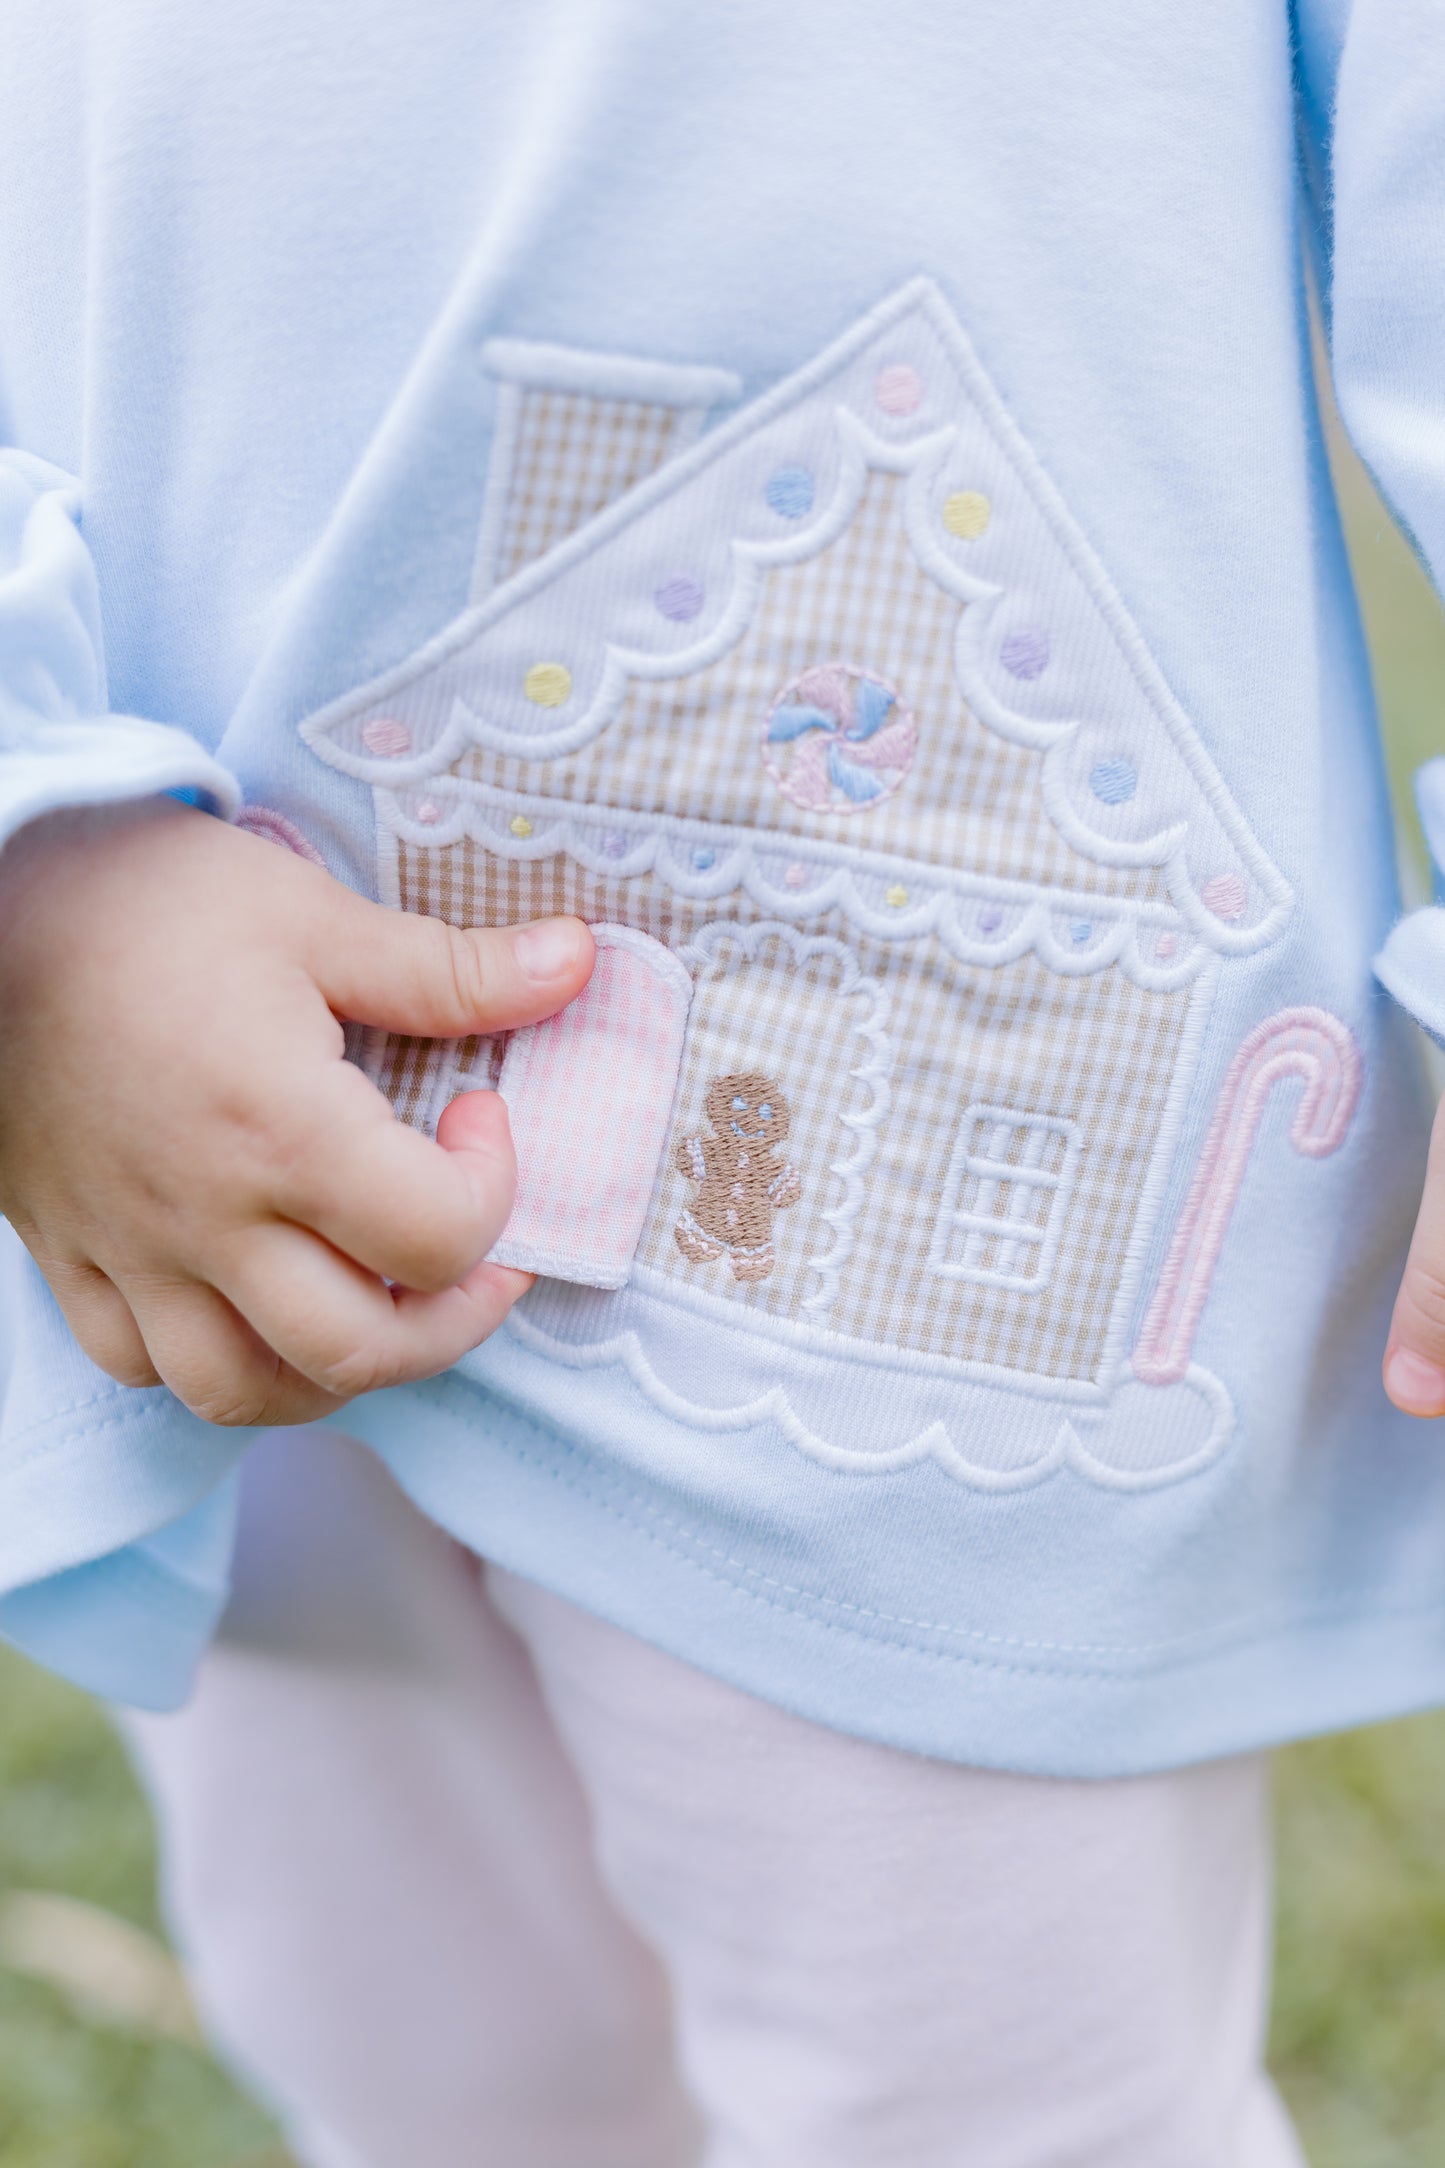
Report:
315,897,595,1037
1385,1090,1445,1417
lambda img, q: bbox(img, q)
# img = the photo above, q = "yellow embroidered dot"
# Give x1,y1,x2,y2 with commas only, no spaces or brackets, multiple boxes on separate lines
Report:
943,490,991,540
509,814,534,838
885,883,909,908
524,662,573,707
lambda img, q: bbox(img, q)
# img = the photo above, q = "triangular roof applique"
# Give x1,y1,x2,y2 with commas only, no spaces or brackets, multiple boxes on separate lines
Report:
302,277,1292,981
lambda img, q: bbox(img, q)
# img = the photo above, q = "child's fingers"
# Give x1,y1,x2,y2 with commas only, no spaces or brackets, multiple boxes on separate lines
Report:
267,1065,518,1294
208,1222,530,1403
42,1259,162,1391
1385,1092,1445,1416
312,898,595,1040
120,1274,347,1429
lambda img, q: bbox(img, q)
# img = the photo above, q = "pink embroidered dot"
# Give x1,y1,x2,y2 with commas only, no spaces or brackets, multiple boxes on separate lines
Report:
1201,873,1247,921
874,363,924,417
416,801,440,825
784,862,809,890
1156,932,1178,960
654,575,705,622
361,716,412,757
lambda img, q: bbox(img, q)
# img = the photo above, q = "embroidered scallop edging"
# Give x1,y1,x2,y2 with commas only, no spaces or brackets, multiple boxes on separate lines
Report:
503,1308,1234,1493
373,783,1211,993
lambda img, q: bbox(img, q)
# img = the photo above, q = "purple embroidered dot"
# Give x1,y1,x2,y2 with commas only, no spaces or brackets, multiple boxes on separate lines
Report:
1000,629,1050,681
1089,757,1138,806
416,801,440,825
874,363,924,417
765,465,815,519
362,716,412,757
1201,872,1248,922
602,830,628,858
654,575,705,622
1156,932,1178,960
784,862,809,890
691,846,716,871
978,906,1003,934
1069,920,1094,945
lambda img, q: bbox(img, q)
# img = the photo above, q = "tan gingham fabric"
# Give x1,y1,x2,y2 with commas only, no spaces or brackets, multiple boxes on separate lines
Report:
462,471,1162,907
373,1029,499,1132
388,842,1192,1386
378,461,1203,1384
835,945,1186,1381
496,391,687,583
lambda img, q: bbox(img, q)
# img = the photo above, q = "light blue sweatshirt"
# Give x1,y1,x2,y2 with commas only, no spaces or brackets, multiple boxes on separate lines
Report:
4,0,1445,1775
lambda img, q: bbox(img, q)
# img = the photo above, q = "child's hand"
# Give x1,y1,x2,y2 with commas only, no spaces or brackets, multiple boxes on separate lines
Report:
1386,1094,1445,1416
0,800,594,1428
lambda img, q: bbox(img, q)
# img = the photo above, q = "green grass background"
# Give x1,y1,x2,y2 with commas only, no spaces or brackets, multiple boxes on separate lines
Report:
3,428,1445,2167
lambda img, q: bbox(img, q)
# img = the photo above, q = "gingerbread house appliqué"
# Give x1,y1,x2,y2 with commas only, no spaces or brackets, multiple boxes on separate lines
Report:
301,279,1349,1491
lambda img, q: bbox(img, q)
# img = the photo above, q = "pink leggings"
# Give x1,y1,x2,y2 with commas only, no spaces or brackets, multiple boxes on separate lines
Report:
126,1428,1303,2168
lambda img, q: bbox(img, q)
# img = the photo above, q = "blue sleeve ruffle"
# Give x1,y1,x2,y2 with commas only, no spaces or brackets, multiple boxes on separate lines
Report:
0,449,239,848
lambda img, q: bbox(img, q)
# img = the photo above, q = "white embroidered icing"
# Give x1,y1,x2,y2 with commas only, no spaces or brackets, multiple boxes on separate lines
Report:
373,777,1210,992
507,1285,1235,1494
928,1106,1083,1294
297,278,1309,1491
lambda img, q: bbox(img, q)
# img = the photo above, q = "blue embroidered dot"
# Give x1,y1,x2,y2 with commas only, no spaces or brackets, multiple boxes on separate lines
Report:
602,831,628,858
978,906,1003,935
655,574,705,622
1070,920,1094,945
1001,628,1050,681
765,465,815,519
691,846,716,871
1090,758,1138,806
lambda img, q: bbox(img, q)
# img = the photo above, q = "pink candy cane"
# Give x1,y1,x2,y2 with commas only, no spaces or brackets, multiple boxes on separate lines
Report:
1133,1006,1362,1386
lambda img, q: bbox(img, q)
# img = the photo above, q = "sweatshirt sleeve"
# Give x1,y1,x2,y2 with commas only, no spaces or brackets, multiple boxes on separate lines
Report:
0,448,240,846
1298,0,1445,1031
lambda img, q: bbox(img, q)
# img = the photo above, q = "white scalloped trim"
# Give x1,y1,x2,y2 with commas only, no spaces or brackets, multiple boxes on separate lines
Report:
675,920,891,1314
373,778,1209,992
503,1307,1235,1493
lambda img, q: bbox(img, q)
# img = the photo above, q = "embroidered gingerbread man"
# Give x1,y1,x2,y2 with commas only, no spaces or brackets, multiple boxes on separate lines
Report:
674,1071,801,1283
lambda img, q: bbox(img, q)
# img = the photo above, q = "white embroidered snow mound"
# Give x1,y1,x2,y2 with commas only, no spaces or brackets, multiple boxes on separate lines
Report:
297,278,1352,1491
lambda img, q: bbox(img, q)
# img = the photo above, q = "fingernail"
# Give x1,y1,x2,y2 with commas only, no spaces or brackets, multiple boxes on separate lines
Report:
1385,1346,1445,1416
514,919,586,981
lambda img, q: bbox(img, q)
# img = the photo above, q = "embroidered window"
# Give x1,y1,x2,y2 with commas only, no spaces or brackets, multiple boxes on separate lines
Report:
929,1105,1081,1293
